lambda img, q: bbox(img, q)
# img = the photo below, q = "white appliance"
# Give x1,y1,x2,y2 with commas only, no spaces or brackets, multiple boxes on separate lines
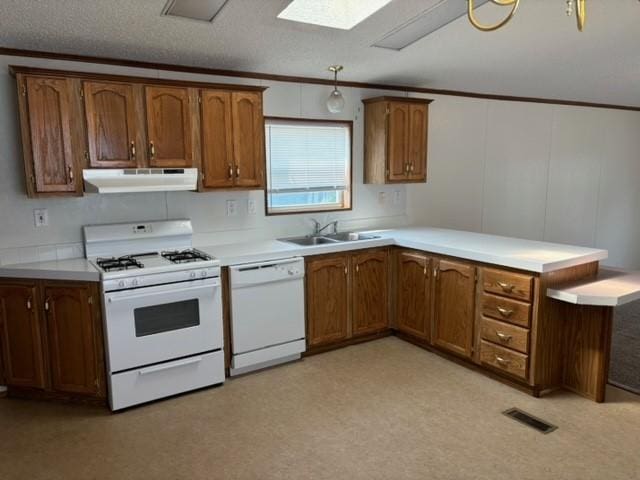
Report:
84,219,224,411
83,168,198,193
229,257,306,376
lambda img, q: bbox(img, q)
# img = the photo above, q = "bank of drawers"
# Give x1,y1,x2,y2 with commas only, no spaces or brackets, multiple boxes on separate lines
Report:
480,268,534,381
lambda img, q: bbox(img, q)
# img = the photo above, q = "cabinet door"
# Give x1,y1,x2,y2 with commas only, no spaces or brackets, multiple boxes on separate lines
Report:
200,90,234,188
231,91,265,188
0,284,45,388
44,284,100,395
22,76,77,193
433,259,476,358
145,86,193,167
386,102,409,181
407,103,428,181
83,81,140,168
306,255,350,347
352,250,389,336
396,251,431,340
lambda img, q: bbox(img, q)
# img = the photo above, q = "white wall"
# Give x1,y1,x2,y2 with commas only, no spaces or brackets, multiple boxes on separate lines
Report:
0,55,409,265
406,93,640,269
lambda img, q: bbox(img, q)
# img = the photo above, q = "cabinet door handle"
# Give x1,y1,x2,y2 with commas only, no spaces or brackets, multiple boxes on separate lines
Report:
423,266,428,277
497,281,514,293
344,266,348,276
129,141,136,160
355,264,359,273
410,162,415,173
497,306,514,317
67,166,74,183
148,141,156,160
495,356,510,366
44,297,51,312
496,332,512,342
235,165,240,178
228,164,233,179
433,267,438,278
26,297,32,310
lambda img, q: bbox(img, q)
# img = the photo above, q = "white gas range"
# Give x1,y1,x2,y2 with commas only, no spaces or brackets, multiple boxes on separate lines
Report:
84,219,225,411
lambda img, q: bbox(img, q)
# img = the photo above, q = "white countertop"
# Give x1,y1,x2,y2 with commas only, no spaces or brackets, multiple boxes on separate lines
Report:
0,258,100,282
0,226,609,282
547,268,640,306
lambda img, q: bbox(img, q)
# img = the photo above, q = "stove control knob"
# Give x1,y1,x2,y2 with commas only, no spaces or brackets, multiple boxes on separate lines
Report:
118,280,125,288
287,269,295,276
201,270,207,277
190,272,197,279
131,279,139,287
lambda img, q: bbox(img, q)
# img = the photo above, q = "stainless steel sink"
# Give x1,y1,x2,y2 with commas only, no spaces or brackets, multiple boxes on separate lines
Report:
279,232,380,246
281,236,340,246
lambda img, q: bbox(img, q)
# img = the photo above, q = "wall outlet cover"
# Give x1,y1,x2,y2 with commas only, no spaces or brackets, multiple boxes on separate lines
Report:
33,208,48,227
393,190,401,205
247,199,257,215
226,200,238,216
378,192,386,205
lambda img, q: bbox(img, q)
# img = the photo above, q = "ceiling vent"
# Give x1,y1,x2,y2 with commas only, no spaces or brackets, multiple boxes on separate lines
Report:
373,0,489,50
161,0,229,23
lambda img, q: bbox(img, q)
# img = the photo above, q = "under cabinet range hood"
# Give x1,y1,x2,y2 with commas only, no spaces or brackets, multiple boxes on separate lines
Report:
83,168,199,194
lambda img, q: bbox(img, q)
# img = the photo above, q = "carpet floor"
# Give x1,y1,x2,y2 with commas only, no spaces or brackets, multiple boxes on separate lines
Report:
610,301,640,393
1,337,639,480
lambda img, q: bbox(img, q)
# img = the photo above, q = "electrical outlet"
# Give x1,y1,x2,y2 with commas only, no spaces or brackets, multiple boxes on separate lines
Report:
378,192,386,205
226,200,238,217
247,199,257,215
393,190,401,205
33,208,48,227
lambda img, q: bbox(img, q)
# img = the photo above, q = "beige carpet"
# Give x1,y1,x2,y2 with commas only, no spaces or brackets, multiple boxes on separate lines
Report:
1,337,639,480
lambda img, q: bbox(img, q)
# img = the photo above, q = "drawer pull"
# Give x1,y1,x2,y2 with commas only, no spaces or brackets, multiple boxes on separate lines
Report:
495,356,510,366
496,332,512,342
138,356,202,375
497,281,514,293
497,306,514,317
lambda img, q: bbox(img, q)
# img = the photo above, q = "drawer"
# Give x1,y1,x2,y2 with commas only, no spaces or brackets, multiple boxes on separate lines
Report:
481,293,531,328
109,350,225,411
483,268,533,302
480,317,530,354
480,340,528,381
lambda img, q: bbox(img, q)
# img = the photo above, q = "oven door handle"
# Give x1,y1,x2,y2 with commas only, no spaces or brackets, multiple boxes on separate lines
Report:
106,281,219,303
138,356,203,376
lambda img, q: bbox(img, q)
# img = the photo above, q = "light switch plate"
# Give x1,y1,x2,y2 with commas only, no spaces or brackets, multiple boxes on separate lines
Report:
378,192,386,205
226,200,238,216
393,190,401,205
33,208,48,227
247,199,257,215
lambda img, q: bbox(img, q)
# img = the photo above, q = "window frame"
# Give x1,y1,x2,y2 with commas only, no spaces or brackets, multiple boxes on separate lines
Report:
264,116,353,216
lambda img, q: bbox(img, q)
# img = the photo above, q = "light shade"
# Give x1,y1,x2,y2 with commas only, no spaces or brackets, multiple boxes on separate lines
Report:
278,0,392,30
327,89,345,113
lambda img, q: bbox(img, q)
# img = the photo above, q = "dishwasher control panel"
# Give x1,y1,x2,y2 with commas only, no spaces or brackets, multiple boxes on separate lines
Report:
229,257,305,287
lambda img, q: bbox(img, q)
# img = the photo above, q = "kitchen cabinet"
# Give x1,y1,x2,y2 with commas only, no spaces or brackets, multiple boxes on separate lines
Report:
16,74,83,197
145,85,195,168
199,90,266,189
306,254,350,347
432,259,476,359
44,284,102,396
0,283,45,388
363,96,432,184
0,279,105,402
306,248,390,349
395,250,432,340
83,81,141,168
352,250,389,337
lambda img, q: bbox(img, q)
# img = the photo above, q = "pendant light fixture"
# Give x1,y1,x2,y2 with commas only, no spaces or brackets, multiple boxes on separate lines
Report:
326,65,345,114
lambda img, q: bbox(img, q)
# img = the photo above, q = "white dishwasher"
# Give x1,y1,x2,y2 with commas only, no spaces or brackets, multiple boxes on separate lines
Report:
229,257,306,376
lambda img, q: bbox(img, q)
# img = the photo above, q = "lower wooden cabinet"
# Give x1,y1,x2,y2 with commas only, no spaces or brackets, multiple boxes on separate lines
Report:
395,250,432,340
0,284,45,388
0,280,105,401
306,249,390,348
432,259,476,359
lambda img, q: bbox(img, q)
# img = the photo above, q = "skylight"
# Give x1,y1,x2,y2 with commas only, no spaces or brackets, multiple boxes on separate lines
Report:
277,0,393,30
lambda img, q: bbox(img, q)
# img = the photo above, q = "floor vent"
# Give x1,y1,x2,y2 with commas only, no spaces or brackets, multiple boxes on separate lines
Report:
503,408,557,434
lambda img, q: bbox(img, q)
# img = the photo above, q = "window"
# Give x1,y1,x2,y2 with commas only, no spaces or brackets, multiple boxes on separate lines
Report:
265,118,352,215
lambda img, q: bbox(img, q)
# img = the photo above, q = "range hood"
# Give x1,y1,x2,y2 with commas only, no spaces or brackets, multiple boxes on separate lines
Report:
83,168,198,194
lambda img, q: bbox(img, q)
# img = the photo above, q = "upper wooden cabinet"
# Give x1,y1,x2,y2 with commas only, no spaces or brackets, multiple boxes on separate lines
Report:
363,96,432,184
16,75,83,196
0,283,45,389
199,90,266,190
83,81,141,168
432,259,476,359
145,86,194,168
395,250,432,341
11,66,266,196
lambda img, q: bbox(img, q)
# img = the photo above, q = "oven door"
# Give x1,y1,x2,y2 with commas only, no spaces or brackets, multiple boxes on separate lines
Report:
103,277,223,373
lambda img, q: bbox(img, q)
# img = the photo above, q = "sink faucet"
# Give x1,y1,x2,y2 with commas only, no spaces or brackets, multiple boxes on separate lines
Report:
311,219,338,236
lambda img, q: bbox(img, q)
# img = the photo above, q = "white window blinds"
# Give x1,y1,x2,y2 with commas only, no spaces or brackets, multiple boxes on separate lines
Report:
266,119,351,194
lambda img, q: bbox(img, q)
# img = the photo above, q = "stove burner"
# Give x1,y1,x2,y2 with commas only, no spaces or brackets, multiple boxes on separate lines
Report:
97,255,144,272
161,248,211,264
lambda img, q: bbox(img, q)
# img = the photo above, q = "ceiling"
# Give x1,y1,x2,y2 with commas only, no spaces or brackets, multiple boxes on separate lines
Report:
1,0,639,106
